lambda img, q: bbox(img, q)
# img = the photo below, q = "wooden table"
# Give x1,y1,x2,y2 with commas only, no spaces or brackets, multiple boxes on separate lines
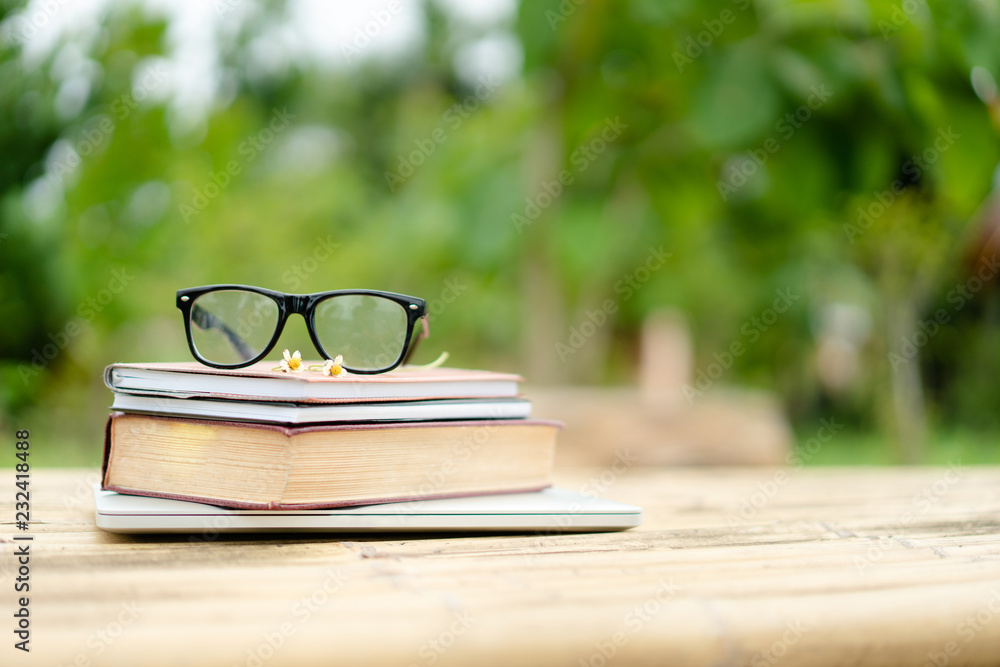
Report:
4,466,1000,666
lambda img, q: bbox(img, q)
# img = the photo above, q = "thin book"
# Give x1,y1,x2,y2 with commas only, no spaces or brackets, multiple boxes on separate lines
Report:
104,362,522,403
109,393,532,424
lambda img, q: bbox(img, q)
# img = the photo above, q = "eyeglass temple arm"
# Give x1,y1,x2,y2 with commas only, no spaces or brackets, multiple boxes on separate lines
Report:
191,304,256,360
402,316,429,365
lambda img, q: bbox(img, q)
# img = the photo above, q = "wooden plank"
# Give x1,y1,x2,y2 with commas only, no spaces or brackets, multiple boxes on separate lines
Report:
2,467,1000,666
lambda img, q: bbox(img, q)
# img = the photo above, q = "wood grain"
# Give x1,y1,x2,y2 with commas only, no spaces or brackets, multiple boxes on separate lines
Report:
3,466,1000,666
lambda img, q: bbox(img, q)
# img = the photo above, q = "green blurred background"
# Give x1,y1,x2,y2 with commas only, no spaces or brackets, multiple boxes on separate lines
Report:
2,0,1000,466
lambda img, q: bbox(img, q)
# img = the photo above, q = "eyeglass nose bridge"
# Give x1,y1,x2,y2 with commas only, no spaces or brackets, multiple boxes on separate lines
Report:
288,294,311,315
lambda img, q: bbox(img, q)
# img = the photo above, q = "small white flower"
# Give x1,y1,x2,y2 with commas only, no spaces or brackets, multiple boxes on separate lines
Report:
278,349,303,372
322,355,344,377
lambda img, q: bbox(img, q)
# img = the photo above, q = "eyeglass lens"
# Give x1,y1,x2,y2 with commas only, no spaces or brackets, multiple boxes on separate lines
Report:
190,290,279,365
313,294,408,371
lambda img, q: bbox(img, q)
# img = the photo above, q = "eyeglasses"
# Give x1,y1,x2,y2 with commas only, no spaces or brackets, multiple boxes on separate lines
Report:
176,285,428,373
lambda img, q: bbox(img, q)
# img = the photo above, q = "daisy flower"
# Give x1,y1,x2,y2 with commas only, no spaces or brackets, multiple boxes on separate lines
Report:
322,355,344,377
278,349,303,372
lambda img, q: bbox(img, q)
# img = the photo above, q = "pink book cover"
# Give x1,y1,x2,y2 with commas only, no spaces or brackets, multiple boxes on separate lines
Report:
104,361,523,403
100,412,560,510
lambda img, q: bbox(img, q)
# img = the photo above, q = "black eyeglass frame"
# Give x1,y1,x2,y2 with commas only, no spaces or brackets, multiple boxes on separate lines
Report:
176,284,429,373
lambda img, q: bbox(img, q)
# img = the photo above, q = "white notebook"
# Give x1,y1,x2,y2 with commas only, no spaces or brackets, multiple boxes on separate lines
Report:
94,486,642,534
110,393,532,424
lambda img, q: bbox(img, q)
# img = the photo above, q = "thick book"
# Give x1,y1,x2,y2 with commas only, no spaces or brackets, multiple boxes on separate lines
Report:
101,412,559,509
104,362,521,403
110,393,532,424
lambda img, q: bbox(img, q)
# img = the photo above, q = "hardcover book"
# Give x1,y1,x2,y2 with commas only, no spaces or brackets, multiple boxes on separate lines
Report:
101,412,560,509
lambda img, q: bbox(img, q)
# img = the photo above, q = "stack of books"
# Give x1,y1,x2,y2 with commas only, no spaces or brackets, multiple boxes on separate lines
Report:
101,361,560,510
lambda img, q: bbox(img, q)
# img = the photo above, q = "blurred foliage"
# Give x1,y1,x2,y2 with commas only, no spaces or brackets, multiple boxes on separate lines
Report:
2,0,1000,465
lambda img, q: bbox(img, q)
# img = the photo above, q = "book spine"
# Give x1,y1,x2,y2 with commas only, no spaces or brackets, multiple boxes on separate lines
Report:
103,365,117,392
100,412,117,487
